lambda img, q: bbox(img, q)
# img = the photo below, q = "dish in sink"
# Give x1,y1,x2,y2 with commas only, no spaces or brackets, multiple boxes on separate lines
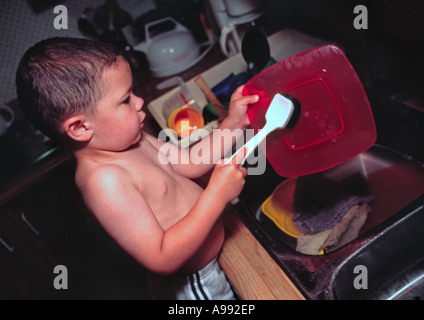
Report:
258,145,424,255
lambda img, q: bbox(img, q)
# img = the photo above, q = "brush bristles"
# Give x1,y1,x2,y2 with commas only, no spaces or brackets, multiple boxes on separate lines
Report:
281,93,301,128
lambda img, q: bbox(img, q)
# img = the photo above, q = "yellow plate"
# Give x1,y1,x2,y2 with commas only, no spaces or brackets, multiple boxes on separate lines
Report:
262,178,302,238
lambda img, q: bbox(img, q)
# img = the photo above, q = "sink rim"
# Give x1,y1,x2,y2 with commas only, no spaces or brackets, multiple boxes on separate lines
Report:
328,195,424,300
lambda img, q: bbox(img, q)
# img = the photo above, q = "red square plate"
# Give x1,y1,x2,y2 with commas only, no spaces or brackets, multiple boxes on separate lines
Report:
243,45,376,177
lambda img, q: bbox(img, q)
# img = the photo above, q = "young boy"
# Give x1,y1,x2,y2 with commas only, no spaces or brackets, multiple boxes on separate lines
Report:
16,37,259,300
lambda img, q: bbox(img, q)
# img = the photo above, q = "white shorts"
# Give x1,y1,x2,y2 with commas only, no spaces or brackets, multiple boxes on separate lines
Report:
146,258,236,300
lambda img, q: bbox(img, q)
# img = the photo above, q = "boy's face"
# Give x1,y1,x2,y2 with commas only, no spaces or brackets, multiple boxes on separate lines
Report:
87,56,145,151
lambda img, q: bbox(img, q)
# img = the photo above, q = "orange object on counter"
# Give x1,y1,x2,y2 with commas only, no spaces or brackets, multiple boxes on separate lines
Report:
167,107,204,138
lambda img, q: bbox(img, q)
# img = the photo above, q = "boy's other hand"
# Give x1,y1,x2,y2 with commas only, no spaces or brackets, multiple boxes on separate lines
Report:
226,85,259,129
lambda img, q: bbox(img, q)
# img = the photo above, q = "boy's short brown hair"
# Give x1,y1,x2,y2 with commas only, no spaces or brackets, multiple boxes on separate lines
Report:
16,37,121,140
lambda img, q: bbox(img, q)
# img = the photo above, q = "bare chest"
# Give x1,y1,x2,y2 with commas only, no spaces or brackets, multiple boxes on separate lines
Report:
126,148,203,229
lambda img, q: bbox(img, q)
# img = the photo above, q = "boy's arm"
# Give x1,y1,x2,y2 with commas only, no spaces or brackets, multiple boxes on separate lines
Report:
146,86,258,178
80,159,246,275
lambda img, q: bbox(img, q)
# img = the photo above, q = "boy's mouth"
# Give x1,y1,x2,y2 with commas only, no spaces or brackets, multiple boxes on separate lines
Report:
139,114,146,128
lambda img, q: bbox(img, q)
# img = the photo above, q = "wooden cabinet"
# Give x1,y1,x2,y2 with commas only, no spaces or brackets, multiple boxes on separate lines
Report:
0,208,57,299
0,160,150,299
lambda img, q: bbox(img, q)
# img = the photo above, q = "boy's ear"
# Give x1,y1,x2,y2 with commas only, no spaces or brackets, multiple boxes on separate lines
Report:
63,115,93,142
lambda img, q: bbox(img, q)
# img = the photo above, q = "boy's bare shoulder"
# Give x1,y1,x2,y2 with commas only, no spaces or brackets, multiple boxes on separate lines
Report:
76,162,134,196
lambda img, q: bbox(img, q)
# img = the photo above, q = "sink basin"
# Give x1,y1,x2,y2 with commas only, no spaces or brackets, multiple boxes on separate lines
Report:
330,196,424,300
232,97,424,299
234,144,424,299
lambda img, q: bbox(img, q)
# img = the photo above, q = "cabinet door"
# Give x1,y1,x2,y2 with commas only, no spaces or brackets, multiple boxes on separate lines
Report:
0,168,95,299
0,211,56,299
1,163,150,299
0,245,31,299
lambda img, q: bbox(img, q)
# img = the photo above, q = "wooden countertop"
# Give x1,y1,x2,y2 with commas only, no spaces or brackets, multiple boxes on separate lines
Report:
219,212,305,300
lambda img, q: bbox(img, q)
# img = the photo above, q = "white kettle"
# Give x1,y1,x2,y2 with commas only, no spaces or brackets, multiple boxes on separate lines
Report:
134,17,213,77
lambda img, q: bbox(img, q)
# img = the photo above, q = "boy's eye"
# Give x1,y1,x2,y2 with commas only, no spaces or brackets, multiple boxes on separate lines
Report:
123,95,131,104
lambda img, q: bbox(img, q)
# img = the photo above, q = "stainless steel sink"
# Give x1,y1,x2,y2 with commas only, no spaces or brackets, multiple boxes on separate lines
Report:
233,143,424,299
231,97,424,299
330,197,424,300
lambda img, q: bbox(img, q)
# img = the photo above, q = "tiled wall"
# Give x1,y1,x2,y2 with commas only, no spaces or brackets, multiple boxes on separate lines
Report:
0,0,156,105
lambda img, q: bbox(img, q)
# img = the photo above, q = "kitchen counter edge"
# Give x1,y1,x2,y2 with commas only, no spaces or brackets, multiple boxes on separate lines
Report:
0,146,73,207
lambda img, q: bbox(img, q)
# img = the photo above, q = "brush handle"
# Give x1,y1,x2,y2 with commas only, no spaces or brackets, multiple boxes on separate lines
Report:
225,125,270,166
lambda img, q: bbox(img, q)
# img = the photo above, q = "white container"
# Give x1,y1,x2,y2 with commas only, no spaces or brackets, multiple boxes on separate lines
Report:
134,18,213,77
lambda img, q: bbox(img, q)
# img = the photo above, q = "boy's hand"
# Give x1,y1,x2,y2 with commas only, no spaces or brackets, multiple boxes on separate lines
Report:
226,85,259,130
206,148,248,204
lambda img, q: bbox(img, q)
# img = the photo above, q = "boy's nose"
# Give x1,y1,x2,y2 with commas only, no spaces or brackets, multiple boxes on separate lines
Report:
135,98,144,111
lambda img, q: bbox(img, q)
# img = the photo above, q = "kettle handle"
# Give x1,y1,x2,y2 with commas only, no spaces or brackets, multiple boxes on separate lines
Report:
144,17,188,44
219,23,241,57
